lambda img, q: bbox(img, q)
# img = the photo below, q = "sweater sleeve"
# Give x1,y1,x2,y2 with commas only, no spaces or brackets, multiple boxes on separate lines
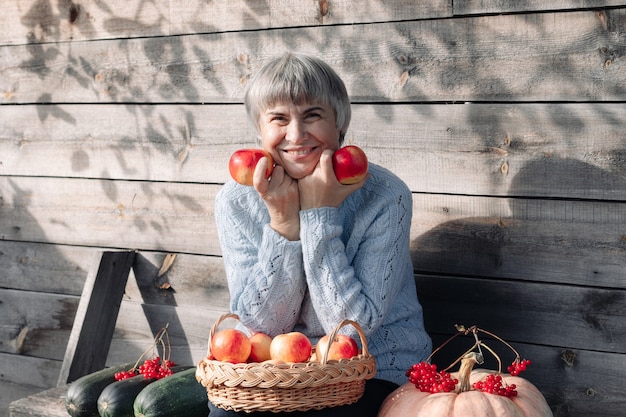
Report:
299,178,414,337
214,183,307,335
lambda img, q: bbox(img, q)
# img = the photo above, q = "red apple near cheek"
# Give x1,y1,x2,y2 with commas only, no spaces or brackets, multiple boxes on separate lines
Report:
228,149,274,186
332,145,368,185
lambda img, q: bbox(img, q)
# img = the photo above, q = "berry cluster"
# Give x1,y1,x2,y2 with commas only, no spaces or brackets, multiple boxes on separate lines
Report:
408,326,535,398
114,369,138,381
114,357,176,381
472,374,518,397
507,358,531,376
406,362,458,393
471,359,531,397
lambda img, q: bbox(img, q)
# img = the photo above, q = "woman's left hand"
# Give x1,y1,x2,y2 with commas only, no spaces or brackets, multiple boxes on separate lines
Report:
298,149,366,210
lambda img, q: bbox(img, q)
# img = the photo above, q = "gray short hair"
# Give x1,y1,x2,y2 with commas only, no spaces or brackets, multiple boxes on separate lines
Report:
245,53,351,145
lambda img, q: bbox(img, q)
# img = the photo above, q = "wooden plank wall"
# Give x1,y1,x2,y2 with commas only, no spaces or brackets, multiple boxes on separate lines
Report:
1,1,625,416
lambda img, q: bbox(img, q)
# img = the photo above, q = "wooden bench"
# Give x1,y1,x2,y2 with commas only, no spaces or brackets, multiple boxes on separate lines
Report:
9,250,226,417
10,251,134,417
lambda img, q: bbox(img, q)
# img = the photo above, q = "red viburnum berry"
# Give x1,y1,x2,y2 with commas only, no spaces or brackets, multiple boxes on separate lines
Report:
406,362,458,393
473,374,518,397
507,358,531,376
135,356,176,380
114,369,138,381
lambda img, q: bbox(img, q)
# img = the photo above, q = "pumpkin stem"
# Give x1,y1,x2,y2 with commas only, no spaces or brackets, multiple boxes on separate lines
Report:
456,352,481,393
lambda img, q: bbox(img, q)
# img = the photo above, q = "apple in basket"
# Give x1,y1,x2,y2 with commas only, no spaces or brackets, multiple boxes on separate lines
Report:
210,328,251,363
269,332,312,363
315,333,359,361
248,332,273,362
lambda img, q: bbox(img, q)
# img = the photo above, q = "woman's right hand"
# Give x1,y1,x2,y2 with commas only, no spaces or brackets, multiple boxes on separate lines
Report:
253,157,301,241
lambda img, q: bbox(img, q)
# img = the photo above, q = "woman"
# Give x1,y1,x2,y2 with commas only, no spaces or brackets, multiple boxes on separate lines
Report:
213,52,431,416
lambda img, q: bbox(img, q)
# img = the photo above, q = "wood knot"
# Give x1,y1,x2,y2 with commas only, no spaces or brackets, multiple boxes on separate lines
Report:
69,4,80,24
319,0,329,16
560,349,576,367
397,55,409,65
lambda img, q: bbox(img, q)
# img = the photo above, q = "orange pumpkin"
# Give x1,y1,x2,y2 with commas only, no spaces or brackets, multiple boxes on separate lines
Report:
378,356,553,417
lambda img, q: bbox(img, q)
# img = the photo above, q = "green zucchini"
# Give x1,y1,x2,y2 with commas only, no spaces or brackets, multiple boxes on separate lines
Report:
133,367,209,417
97,366,193,417
96,374,155,417
65,362,136,417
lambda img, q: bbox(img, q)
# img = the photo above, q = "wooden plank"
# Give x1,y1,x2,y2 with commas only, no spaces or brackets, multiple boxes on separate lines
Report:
0,352,60,389
2,103,626,200
2,9,625,104
0,0,451,46
455,0,626,15
1,177,625,288
57,251,135,385
543,351,626,417
0,289,77,359
1,381,48,417
0,241,93,295
0,176,218,255
128,252,230,309
417,274,626,353
0,103,251,185
410,194,626,289
8,386,67,417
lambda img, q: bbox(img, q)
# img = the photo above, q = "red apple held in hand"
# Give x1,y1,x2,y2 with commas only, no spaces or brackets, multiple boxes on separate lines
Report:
269,332,312,363
228,148,274,186
332,145,368,185
315,333,359,362
248,332,273,362
210,328,252,364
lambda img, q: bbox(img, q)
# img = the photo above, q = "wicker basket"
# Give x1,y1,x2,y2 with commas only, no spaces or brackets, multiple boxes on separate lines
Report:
196,313,377,413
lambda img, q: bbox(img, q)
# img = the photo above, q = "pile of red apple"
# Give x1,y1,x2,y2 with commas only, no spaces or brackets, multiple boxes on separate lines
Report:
228,145,369,186
209,329,360,364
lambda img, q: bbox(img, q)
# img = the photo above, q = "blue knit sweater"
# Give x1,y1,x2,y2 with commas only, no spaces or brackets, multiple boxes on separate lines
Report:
214,163,432,385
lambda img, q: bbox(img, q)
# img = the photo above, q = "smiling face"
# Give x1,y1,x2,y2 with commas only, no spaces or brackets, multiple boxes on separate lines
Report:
244,54,352,178
259,101,341,180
